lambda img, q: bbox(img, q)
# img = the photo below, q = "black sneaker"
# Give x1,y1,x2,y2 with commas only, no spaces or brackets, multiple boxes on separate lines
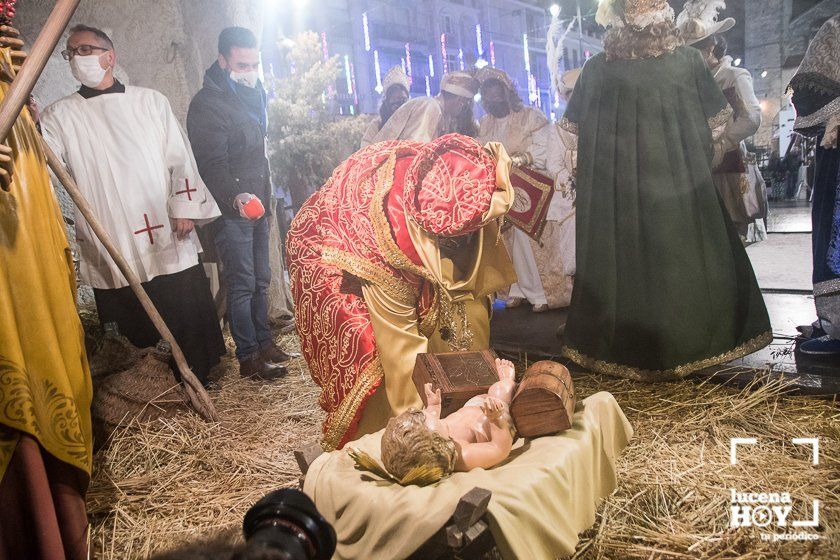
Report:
799,335,840,356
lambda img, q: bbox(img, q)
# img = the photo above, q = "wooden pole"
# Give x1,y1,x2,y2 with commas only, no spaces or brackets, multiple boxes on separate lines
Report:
43,140,219,422
0,0,80,143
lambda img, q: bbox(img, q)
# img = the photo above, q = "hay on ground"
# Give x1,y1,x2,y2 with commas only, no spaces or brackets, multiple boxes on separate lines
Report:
87,338,839,559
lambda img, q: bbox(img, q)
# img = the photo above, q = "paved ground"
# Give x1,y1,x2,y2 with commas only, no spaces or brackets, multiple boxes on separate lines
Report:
490,201,840,394
746,234,812,292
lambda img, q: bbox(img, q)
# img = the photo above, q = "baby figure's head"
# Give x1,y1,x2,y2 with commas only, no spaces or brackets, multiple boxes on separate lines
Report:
380,408,457,483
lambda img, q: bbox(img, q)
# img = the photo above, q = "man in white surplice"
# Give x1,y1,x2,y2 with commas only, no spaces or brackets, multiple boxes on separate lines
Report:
477,67,576,312
40,25,225,385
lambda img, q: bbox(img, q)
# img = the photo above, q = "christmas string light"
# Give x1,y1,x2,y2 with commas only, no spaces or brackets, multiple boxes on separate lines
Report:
405,43,412,83
373,49,383,93
321,32,329,61
344,54,353,95
362,12,371,52
441,33,448,73
489,41,496,67
350,60,358,105
528,72,538,104
475,23,483,56
523,33,531,74
428,53,435,78
425,75,431,96
458,48,464,71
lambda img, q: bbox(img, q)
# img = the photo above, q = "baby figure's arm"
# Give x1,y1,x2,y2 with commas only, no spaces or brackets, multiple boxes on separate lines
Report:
423,383,442,420
455,399,514,471
487,358,517,405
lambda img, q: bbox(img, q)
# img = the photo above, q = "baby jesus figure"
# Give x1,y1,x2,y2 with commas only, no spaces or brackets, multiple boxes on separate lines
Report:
351,358,518,486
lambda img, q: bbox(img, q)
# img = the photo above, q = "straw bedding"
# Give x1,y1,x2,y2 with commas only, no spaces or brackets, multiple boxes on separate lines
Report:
87,337,838,559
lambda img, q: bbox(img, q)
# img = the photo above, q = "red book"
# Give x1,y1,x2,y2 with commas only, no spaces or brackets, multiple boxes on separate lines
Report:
505,166,555,242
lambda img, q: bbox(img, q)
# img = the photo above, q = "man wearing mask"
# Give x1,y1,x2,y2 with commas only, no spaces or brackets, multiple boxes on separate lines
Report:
41,25,226,387
187,27,292,380
360,66,410,148
371,71,479,142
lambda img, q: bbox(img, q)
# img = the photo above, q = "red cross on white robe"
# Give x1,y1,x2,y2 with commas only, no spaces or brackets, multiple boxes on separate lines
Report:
133,213,165,244
175,178,197,201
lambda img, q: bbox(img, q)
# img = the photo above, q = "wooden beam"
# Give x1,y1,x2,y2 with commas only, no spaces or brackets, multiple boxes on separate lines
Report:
452,487,492,532
294,441,324,476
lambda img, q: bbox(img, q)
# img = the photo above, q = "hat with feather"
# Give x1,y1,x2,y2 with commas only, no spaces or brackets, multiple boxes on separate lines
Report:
676,0,735,45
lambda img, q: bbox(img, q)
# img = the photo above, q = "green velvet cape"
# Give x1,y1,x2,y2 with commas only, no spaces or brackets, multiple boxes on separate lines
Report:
560,46,771,381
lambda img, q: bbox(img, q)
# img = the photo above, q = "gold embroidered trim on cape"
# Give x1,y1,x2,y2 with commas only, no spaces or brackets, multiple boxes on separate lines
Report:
708,105,734,131
437,298,474,351
369,153,435,282
321,246,418,302
559,117,579,135
322,359,384,451
814,278,840,297
562,331,773,381
418,294,440,338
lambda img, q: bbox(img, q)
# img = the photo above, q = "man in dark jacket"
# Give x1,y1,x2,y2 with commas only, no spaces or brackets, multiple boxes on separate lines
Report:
187,27,290,380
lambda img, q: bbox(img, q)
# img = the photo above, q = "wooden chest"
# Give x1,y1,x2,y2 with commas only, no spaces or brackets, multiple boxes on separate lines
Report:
510,361,576,438
412,350,500,418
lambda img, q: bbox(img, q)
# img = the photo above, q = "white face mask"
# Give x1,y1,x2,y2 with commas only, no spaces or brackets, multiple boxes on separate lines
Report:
229,69,259,89
70,53,108,88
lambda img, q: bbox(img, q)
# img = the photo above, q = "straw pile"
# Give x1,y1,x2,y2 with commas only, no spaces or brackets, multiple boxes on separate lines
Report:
87,332,321,558
568,367,839,559
87,341,839,559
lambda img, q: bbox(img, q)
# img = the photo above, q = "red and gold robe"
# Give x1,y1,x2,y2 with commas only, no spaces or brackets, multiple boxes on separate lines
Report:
287,135,515,450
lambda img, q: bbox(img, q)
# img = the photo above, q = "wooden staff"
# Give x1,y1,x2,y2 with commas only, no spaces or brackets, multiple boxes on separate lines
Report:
0,0,79,143
43,142,219,422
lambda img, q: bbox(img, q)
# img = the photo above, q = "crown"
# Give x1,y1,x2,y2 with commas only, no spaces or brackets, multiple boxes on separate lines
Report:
625,0,671,20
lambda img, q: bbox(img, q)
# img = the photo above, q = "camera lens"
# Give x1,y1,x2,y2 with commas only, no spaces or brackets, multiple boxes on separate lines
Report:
242,489,336,560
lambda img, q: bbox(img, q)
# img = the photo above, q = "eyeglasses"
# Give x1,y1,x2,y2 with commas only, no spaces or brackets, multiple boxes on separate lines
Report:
61,44,110,60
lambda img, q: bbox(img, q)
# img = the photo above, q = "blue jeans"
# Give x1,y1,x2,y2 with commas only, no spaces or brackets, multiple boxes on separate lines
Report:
214,215,272,360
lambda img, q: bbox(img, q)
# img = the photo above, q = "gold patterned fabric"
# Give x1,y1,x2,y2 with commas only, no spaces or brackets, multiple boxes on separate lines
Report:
562,332,773,382
287,136,515,450
0,48,93,480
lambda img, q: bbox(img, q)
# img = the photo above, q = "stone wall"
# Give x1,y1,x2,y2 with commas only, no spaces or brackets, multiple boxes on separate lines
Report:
744,0,839,150
16,0,263,122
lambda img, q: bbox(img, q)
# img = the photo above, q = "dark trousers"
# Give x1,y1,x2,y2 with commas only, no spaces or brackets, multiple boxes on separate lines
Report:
93,264,225,384
214,215,272,360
